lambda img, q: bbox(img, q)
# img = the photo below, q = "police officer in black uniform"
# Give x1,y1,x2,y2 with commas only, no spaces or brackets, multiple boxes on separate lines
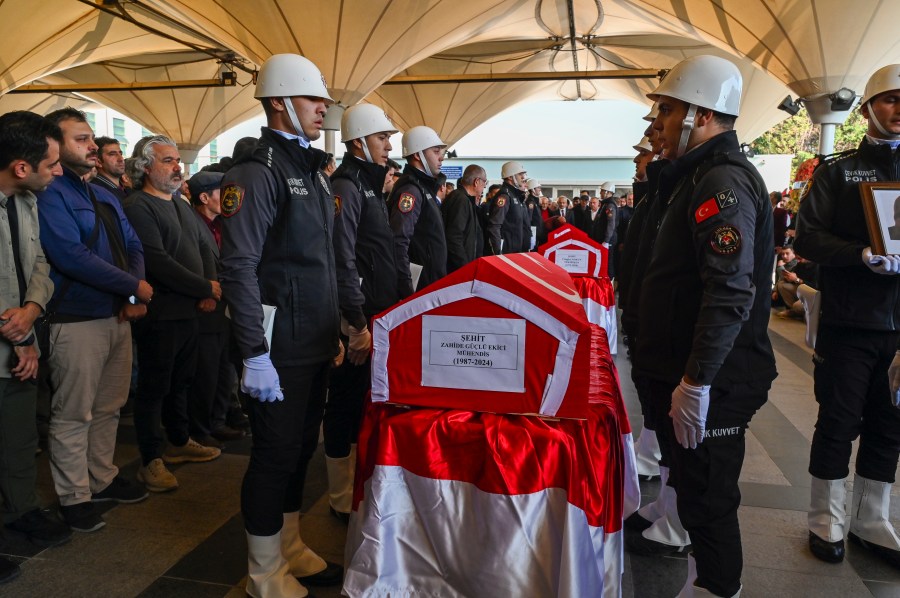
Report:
795,64,900,569
324,103,400,522
623,118,693,556
388,125,447,298
524,178,544,249
632,55,777,598
486,161,531,254
218,53,343,598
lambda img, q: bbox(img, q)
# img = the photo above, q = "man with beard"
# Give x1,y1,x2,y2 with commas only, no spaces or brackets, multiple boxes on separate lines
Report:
389,125,447,297
325,104,400,522
124,136,221,494
39,108,151,533
0,111,70,582
92,136,127,202
486,161,531,254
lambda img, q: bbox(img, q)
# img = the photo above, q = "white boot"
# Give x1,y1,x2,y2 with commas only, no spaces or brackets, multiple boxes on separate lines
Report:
676,554,741,597
326,444,357,517
634,428,662,479
637,466,670,524
808,477,846,562
246,531,308,598
642,477,690,548
848,474,900,567
281,511,328,577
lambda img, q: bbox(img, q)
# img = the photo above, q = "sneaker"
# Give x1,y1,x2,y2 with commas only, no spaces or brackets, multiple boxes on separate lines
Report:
194,434,225,450
59,502,105,533
162,438,221,464
92,476,149,504
137,458,178,492
0,557,20,584
5,508,72,547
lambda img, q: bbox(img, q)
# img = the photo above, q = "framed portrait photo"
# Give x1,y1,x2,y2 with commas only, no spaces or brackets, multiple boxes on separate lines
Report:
860,182,900,256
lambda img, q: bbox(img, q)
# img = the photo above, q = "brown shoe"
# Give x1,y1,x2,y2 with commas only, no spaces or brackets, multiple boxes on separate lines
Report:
162,438,221,464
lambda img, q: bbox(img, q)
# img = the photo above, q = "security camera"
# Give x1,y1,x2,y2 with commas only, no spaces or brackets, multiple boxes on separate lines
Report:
777,95,801,116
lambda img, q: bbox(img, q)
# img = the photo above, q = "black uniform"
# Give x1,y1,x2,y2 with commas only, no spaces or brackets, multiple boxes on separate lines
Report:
441,187,483,272
525,193,543,248
219,127,340,536
486,181,530,254
325,153,400,459
633,131,776,597
794,139,900,484
388,164,446,298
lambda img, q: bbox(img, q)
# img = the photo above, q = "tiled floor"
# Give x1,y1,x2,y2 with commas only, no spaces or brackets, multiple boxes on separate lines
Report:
2,312,899,596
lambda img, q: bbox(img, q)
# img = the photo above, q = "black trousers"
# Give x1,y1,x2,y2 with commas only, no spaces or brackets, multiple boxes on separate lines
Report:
241,360,329,536
133,318,198,464
650,378,768,598
809,325,900,483
323,350,369,458
188,325,235,437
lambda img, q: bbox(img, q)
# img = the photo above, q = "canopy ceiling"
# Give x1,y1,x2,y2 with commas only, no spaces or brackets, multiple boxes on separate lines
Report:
2,0,898,153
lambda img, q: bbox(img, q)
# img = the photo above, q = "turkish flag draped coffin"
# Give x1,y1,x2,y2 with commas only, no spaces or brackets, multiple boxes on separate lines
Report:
344,256,638,597
370,253,595,419
538,224,618,355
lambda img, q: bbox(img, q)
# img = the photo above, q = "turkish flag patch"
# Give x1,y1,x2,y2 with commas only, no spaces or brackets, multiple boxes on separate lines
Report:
334,195,342,217
694,197,720,223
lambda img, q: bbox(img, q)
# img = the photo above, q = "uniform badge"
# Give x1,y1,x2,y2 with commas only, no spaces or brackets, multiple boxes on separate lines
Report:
709,225,741,255
334,195,342,217
398,192,416,213
496,196,506,207
604,207,613,218
714,188,738,210
221,184,244,218
694,198,720,224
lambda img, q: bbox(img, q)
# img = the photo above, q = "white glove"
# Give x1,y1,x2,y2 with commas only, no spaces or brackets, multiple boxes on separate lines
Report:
863,247,900,275
889,350,900,408
341,317,372,366
602,242,610,249
241,354,283,402
669,378,711,450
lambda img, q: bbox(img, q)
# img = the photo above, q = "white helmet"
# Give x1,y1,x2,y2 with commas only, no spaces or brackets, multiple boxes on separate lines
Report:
402,126,445,157
525,178,541,191
255,54,333,101
600,181,616,193
633,137,653,153
341,104,398,142
501,161,526,178
862,64,900,105
643,102,659,122
648,55,742,117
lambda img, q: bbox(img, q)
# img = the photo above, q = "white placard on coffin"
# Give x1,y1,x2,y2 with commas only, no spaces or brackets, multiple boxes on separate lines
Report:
538,224,608,278
371,253,592,419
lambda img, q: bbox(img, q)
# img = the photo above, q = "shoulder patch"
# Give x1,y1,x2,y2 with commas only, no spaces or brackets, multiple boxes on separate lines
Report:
398,192,416,214
714,188,738,210
604,206,613,218
221,184,244,218
334,195,342,217
694,197,720,224
496,196,506,207
709,225,741,255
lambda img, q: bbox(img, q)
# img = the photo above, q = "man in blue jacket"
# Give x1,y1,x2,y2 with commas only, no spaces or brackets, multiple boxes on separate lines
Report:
39,108,153,533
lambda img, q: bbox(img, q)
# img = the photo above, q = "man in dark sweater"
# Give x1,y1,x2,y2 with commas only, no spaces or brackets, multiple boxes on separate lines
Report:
123,136,221,493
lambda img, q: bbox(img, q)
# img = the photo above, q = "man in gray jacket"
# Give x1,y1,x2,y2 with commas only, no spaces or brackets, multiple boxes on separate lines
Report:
0,111,72,584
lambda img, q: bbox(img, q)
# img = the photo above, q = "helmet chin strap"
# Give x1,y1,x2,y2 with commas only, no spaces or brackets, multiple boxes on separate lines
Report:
868,101,900,140
417,150,434,177
360,137,374,163
283,97,312,148
675,104,698,158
